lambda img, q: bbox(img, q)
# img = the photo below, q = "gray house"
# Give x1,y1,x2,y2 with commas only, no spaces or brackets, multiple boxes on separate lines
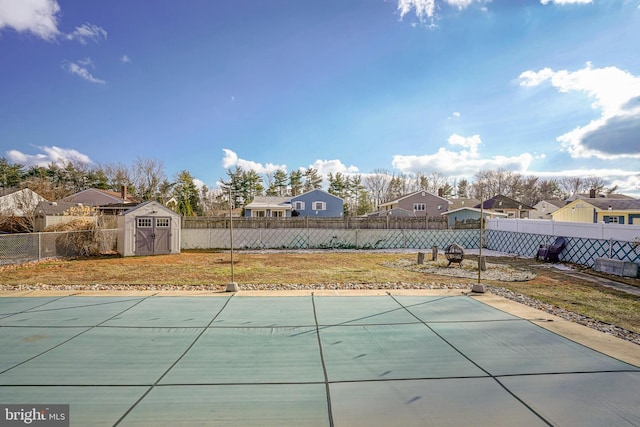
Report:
244,189,344,218
377,190,450,218
531,199,566,219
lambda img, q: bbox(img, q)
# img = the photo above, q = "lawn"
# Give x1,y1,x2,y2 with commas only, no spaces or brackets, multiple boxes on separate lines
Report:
1,250,639,335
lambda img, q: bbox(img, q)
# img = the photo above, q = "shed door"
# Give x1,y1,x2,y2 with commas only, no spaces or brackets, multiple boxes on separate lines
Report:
135,217,172,255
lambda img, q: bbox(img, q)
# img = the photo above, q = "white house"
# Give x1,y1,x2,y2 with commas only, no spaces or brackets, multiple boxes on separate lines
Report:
0,188,46,217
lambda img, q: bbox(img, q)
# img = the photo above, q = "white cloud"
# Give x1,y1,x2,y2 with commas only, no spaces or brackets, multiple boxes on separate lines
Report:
446,0,475,10
66,22,106,44
519,63,640,160
6,146,92,167
308,159,359,178
120,55,131,63
221,149,286,175
540,0,592,5
0,0,61,40
396,0,488,25
392,133,537,177
63,58,106,84
397,0,437,22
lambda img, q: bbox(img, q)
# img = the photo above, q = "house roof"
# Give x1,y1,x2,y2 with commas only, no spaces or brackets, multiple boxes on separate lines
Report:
291,188,343,202
379,190,449,208
63,188,138,205
447,198,480,210
574,198,640,211
567,193,636,201
536,199,566,209
477,194,535,210
35,201,86,215
245,196,292,209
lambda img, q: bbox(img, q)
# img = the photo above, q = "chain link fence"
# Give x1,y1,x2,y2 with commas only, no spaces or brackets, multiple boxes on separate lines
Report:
0,229,118,266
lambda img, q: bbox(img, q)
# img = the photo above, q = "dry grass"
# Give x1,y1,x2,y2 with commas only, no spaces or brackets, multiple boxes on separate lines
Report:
1,250,639,334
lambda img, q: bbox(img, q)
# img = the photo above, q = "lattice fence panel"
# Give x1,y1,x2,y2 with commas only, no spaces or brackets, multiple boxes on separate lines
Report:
486,230,640,266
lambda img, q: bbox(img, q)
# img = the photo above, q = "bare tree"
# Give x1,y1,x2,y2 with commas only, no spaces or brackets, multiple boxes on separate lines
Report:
99,162,134,192
558,176,586,199
364,169,392,209
132,157,167,202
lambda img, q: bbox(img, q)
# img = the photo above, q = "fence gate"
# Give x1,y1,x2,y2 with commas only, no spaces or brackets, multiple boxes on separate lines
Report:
135,217,172,255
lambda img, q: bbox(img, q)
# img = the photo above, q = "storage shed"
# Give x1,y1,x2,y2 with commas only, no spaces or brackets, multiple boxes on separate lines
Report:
117,201,181,257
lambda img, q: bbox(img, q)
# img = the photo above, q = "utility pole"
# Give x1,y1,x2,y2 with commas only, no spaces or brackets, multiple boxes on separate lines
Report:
226,185,238,292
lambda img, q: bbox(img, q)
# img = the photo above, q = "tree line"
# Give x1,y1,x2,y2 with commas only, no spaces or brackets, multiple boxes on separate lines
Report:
0,156,618,221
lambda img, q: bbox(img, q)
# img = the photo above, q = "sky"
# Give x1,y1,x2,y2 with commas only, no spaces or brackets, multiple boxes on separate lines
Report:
1,0,639,196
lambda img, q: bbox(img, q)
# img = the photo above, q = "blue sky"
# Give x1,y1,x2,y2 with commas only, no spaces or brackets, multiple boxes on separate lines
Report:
1,0,639,196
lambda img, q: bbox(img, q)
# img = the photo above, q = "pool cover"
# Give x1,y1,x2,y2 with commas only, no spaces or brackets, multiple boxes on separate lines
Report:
0,295,638,426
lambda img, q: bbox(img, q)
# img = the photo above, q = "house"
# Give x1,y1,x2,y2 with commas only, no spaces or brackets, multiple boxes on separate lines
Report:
33,201,97,231
62,187,138,215
244,196,291,217
244,189,344,218
0,188,46,217
551,198,640,224
377,190,449,218
530,199,566,219
290,189,343,217
442,207,508,228
477,195,534,219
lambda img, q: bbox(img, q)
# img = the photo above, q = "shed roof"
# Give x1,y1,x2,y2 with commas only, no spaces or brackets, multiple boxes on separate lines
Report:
121,201,180,217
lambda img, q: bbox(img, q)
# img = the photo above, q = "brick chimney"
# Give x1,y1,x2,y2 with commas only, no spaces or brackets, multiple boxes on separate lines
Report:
121,185,127,201
589,189,596,198
438,188,443,197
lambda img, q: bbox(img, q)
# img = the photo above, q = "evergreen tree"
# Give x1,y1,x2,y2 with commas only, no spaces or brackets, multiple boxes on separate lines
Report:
289,169,303,196
456,179,470,198
303,167,323,192
173,170,200,216
270,169,288,196
0,157,25,189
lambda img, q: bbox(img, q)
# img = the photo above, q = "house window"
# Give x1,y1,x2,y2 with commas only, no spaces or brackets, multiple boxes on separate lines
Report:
604,216,624,224
294,201,305,210
156,218,170,227
254,210,266,218
313,201,326,211
137,218,152,228
272,210,284,218
413,203,426,211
